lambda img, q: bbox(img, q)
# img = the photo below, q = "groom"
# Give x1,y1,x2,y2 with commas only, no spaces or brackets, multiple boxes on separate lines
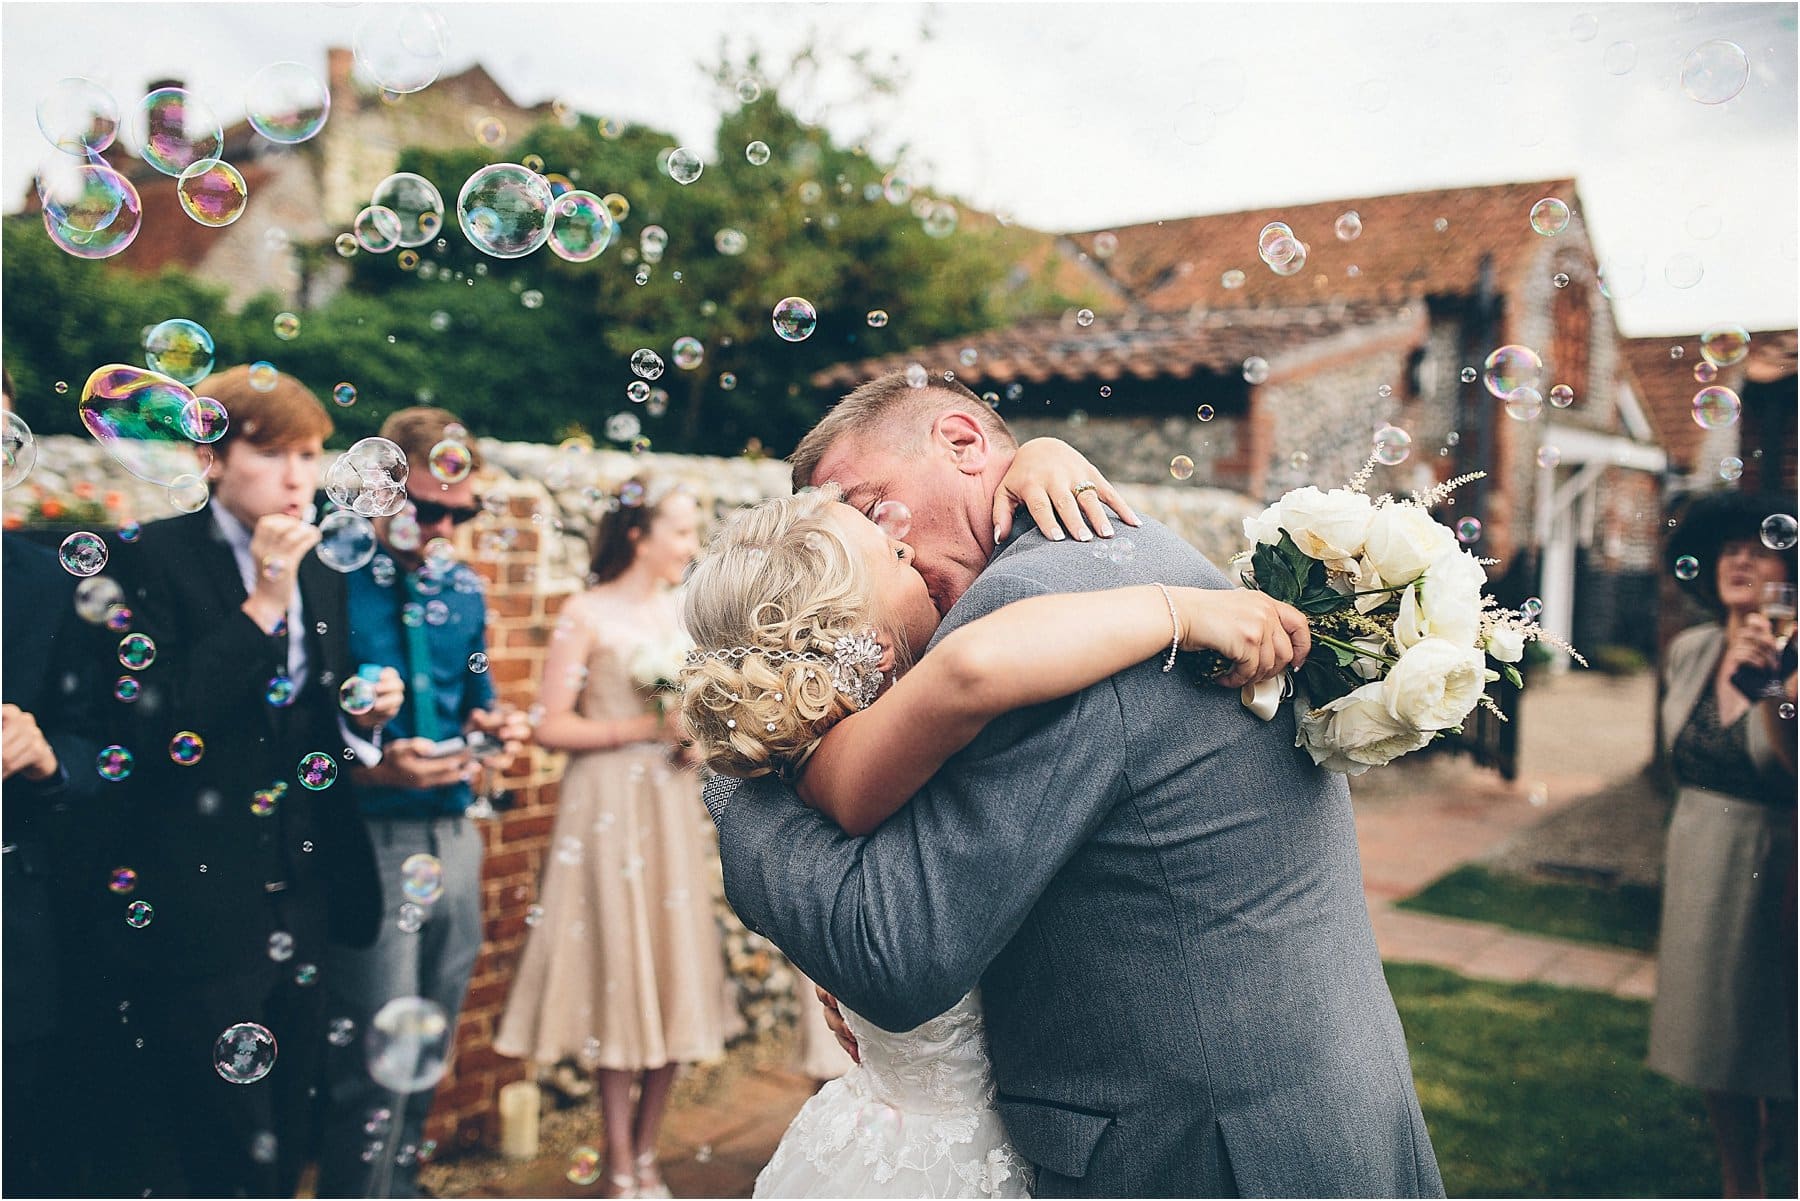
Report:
711,371,1443,1197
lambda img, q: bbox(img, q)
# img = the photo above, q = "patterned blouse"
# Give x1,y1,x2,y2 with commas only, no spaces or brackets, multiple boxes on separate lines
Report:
1671,685,1785,805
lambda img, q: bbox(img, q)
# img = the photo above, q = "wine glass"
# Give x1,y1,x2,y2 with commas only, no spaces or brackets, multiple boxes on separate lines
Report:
1763,582,1797,646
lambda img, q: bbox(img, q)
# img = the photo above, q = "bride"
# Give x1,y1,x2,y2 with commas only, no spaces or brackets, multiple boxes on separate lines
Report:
677,441,1307,1198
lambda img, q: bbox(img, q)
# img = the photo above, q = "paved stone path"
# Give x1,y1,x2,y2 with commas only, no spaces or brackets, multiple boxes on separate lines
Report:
429,668,1663,1198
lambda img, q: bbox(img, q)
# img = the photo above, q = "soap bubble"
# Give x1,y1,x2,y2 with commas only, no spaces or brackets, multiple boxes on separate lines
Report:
109,866,138,895
467,652,488,674
125,899,153,927
1076,309,1095,328
1242,357,1269,384
318,510,378,573
546,191,614,262
1334,211,1363,241
666,147,703,184
365,996,452,1093
1761,514,1798,551
354,4,448,94
372,173,446,248
131,87,222,176
339,675,378,717
427,439,472,483
672,337,704,369
1372,425,1412,466
772,297,818,342
246,62,330,143
1455,516,1483,544
214,1022,278,1084
639,225,668,263
1694,361,1718,384
326,437,411,518
630,349,666,380
864,309,890,329
267,931,295,962
118,633,157,670
169,731,205,766
1691,386,1740,429
76,576,125,624
1504,387,1545,422
872,500,912,539
335,233,358,257
1700,324,1750,367
922,203,958,238
606,413,642,443
168,474,211,513
1482,345,1543,399
176,394,228,444
1536,446,1562,469
744,139,773,166
1529,198,1570,236
3,411,37,491
1197,405,1215,422
1604,40,1637,75
1169,455,1195,481
37,161,141,259
297,751,338,791
904,364,928,388
143,321,215,385
1681,40,1748,104
333,382,358,407
457,164,553,259
80,364,205,484
1719,456,1744,481
1544,384,1575,409
266,675,297,707
1674,554,1700,581
713,227,747,256
36,77,120,155
567,1148,603,1187
271,312,301,341
113,675,141,703
98,746,135,782
351,205,403,253
59,532,108,577
401,853,444,904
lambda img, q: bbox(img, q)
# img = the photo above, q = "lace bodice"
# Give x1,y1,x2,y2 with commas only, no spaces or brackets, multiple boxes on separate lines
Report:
754,992,1034,1198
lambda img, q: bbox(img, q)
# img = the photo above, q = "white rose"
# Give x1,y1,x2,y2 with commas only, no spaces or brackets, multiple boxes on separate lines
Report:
1362,504,1456,588
1484,623,1527,664
1411,548,1486,647
1350,636,1390,680
1243,502,1284,547
1296,682,1436,776
1276,487,1375,566
1381,637,1489,731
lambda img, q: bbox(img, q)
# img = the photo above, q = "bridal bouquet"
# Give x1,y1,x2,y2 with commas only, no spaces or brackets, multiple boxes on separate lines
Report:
1209,462,1583,775
630,630,695,717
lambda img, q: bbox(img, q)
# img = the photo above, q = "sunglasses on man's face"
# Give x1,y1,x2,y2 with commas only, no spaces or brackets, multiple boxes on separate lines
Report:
408,496,484,526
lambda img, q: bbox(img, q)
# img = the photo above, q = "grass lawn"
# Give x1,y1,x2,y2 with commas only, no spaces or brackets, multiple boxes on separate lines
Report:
1395,864,1662,951
1388,962,1794,1198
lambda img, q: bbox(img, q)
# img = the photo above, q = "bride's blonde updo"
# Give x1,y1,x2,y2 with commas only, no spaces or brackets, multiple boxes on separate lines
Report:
679,484,894,780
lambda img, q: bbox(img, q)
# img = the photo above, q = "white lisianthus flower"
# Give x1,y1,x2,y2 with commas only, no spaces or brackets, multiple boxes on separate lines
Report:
1296,682,1436,775
1484,622,1527,664
1243,502,1284,546
1362,504,1455,588
1381,637,1489,731
1277,487,1375,567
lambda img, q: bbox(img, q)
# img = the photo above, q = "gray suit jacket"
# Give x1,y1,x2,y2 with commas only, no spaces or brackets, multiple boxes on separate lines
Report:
712,517,1443,1198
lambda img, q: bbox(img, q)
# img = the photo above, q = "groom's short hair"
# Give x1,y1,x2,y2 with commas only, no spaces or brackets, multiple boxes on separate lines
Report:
789,369,1017,492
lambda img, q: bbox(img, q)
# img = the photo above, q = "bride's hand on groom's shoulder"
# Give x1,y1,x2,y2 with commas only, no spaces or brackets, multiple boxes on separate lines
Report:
994,437,1141,545
1175,589,1310,688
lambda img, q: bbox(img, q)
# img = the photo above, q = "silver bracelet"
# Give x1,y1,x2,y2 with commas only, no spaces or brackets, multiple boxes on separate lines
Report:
1153,583,1180,673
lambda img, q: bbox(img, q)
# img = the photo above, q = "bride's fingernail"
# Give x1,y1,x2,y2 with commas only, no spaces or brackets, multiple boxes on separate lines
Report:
1099,522,1114,537
1076,530,1092,542
1050,529,1065,541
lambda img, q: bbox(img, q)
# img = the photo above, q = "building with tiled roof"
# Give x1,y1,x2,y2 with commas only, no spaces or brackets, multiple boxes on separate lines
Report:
1618,328,1797,491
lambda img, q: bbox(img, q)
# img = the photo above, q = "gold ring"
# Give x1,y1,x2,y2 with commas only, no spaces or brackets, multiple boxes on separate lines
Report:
1072,480,1098,496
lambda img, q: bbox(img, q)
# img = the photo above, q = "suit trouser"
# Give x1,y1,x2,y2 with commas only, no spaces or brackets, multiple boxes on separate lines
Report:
316,815,483,1198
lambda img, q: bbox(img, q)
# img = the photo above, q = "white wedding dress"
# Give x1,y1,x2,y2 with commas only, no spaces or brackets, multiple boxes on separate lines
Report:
754,991,1035,1198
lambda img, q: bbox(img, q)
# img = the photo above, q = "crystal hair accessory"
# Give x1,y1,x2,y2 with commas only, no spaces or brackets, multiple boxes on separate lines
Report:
684,629,888,711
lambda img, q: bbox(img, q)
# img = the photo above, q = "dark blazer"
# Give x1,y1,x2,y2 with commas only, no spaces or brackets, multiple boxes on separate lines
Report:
107,509,380,981
716,518,1443,1198
2,534,113,1040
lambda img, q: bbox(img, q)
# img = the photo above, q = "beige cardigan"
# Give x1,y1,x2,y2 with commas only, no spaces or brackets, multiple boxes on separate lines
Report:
1659,622,1787,782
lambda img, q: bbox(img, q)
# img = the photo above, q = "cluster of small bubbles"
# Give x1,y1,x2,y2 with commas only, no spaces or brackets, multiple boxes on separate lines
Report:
125,899,154,927
1169,455,1196,481
266,675,298,708
1548,384,1576,408
98,747,134,782
176,159,250,228
1552,272,1570,289
297,751,338,791
143,318,217,385
718,372,737,391
772,297,818,342
1537,446,1563,469
109,866,138,895
1482,345,1543,399
1372,425,1412,466
1691,386,1741,430
1455,516,1483,544
1700,324,1750,367
1762,513,1799,551
214,1022,278,1085
626,380,652,405
326,437,410,518
1529,198,1570,236
1674,554,1701,581
119,632,157,669
366,995,453,1092
58,531,108,577
671,337,705,370
567,1148,603,1186
1681,39,1749,104
667,147,703,185
1334,211,1363,241
872,500,912,539
169,731,205,766
1242,357,1269,385
114,675,141,703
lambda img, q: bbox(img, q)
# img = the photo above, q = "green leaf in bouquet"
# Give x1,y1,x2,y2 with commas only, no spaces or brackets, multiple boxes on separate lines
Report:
1298,657,1358,708
1327,640,1357,667
1298,590,1353,618
1252,541,1304,604
1501,664,1523,689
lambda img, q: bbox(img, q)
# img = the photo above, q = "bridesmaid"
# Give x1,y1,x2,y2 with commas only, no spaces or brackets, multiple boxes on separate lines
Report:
496,479,724,1199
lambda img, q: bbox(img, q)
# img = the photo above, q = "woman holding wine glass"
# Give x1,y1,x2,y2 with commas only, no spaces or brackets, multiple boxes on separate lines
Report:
1649,490,1796,1198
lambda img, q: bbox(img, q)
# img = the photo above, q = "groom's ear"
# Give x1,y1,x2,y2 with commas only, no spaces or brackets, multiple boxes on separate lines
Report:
934,411,989,475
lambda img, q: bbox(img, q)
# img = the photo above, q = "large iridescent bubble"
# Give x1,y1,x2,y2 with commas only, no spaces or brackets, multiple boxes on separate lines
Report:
245,62,331,144
1482,345,1543,400
144,319,216,385
36,77,120,155
546,190,615,262
38,161,141,260
354,4,449,95
176,159,249,227
326,437,411,518
354,205,404,253
130,87,223,177
371,173,445,248
3,410,38,491
457,164,553,259
79,364,206,485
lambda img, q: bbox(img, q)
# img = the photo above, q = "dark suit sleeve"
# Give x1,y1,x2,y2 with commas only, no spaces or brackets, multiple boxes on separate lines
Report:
717,571,1130,1032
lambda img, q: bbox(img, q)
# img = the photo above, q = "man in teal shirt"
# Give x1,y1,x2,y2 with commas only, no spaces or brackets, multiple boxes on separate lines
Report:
318,407,529,1198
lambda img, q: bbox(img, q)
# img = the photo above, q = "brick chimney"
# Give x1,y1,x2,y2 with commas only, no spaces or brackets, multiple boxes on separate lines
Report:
327,47,358,115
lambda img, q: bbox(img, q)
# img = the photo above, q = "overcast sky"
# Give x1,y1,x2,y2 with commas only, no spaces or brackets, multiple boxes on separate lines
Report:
4,1,1795,336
